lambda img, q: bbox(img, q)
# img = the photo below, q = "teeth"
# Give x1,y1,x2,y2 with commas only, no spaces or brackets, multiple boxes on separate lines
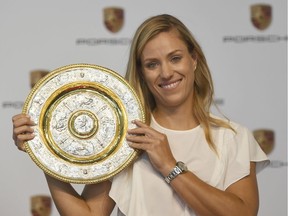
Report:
160,80,179,89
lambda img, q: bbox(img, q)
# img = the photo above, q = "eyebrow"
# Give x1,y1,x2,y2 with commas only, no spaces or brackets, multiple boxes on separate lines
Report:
142,49,184,63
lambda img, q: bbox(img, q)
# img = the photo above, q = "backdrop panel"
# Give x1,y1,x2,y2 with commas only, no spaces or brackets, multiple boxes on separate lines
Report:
0,1,286,215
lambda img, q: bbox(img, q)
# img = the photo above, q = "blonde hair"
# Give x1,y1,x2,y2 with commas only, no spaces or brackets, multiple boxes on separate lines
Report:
125,14,233,151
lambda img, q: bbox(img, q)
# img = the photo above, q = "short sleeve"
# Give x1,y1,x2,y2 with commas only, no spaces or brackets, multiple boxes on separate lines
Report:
223,124,270,189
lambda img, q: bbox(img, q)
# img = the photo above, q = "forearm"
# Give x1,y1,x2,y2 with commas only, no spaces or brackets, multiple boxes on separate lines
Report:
169,168,259,216
45,173,115,216
45,174,92,216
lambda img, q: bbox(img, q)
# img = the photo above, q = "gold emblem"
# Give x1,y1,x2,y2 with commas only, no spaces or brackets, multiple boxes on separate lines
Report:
30,195,52,216
103,7,124,33
251,4,272,30
253,129,275,154
30,70,50,88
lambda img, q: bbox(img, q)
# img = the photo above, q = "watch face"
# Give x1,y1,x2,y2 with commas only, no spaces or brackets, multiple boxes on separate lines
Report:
176,161,188,172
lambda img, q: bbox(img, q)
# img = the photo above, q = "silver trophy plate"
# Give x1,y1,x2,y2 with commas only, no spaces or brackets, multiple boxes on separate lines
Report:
22,64,145,184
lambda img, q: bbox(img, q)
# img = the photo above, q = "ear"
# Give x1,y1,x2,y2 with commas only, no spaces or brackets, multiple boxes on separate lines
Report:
191,52,198,70
191,51,197,61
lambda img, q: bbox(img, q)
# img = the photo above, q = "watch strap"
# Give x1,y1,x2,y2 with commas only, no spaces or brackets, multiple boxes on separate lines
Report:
164,161,187,184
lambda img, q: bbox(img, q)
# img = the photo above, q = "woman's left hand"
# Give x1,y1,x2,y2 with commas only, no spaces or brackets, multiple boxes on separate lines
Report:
126,119,176,175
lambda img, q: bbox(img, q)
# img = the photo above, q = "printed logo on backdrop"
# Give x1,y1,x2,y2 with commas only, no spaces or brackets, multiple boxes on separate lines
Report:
253,129,275,154
76,7,131,46
30,195,52,216
2,70,49,110
223,4,287,43
251,4,272,30
253,129,287,168
214,98,224,106
103,7,124,33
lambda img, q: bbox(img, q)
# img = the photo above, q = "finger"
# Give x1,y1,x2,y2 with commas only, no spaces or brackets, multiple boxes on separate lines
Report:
16,133,35,142
14,133,34,152
17,143,27,152
131,119,148,128
12,126,35,146
126,134,151,144
13,124,35,134
13,125,34,141
12,114,35,141
12,113,28,121
128,120,158,136
128,142,148,151
128,120,148,132
13,115,35,128
127,127,147,136
12,114,30,125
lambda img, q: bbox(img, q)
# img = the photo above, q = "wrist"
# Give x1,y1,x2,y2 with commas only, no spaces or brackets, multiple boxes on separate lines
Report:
160,160,177,177
164,161,188,184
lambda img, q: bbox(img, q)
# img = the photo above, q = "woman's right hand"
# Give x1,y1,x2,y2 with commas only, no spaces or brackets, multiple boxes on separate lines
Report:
12,113,36,152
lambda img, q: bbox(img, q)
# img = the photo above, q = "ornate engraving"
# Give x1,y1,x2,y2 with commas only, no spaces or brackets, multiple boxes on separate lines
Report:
23,64,145,184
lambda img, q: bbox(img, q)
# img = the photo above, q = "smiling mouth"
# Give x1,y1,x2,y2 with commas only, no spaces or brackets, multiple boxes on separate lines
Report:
159,79,181,89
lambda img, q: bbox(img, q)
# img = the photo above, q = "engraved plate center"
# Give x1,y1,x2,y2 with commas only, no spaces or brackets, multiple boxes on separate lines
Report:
69,110,98,139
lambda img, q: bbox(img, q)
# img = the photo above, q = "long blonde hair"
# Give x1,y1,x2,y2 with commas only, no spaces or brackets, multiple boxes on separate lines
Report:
125,14,233,151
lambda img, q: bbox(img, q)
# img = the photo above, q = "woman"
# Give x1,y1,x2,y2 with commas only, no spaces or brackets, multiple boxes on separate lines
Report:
12,14,269,216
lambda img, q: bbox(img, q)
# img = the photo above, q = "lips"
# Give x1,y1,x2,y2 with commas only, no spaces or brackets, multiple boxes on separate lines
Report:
159,79,181,89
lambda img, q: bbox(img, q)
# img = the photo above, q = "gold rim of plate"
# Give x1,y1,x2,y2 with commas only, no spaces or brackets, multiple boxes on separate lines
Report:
22,63,145,184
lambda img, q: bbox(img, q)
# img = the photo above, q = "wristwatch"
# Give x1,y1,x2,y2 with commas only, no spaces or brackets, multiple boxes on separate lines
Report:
164,161,188,184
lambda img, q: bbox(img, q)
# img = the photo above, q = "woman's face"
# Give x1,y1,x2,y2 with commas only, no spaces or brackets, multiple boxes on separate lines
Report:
140,30,197,110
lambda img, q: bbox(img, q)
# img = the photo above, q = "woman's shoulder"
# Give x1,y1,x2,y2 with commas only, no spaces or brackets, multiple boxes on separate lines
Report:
209,113,251,138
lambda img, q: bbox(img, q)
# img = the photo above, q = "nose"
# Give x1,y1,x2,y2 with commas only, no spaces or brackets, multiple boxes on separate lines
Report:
160,62,173,79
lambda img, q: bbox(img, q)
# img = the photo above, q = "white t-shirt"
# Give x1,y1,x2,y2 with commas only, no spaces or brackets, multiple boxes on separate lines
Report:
109,115,269,216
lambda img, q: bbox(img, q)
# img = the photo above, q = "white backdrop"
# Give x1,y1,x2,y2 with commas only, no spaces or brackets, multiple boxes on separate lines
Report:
0,1,287,215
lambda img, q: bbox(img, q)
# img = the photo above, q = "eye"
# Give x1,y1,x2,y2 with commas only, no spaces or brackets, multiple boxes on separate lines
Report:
145,61,158,69
171,55,182,63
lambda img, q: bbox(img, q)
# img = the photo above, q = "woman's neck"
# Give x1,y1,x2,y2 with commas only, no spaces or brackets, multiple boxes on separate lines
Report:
152,106,199,130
